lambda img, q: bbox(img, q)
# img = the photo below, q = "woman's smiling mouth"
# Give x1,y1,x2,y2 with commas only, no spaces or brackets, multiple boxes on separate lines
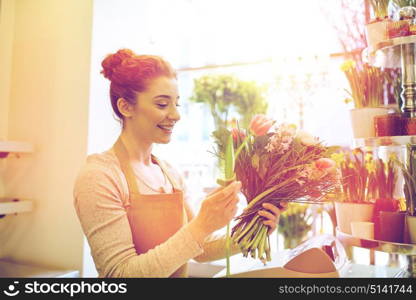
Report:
157,124,174,133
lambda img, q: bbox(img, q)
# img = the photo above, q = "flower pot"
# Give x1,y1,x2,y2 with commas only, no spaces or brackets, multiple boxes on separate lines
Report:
405,117,416,135
378,211,406,243
351,221,374,240
365,19,390,47
388,20,411,38
349,108,390,138
335,202,375,235
407,215,416,244
374,113,405,137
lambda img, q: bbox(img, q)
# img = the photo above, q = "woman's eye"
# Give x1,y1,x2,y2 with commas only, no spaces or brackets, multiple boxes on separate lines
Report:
157,104,168,108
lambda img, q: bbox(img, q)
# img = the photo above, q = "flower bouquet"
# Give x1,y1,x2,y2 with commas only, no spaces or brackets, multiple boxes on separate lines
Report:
215,115,339,266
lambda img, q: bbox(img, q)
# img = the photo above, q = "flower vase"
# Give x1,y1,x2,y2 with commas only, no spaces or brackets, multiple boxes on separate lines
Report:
349,108,389,139
374,113,405,137
407,215,416,244
351,221,374,240
365,19,390,48
405,117,416,135
335,202,375,235
378,211,406,243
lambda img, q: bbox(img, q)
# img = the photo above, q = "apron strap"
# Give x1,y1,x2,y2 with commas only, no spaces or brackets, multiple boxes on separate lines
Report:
113,137,140,195
113,136,181,194
152,155,182,192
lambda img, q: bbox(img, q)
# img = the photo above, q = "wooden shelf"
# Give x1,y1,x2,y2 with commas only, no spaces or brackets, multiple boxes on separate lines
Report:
353,135,416,148
0,141,33,153
0,141,34,158
363,35,416,68
0,259,79,278
0,198,33,216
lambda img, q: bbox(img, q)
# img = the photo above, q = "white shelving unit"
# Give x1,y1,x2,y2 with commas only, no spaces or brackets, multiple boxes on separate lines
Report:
0,142,35,216
0,141,34,155
0,198,33,216
0,259,79,278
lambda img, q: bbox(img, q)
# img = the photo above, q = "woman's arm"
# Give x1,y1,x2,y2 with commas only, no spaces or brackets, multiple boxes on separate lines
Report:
73,160,204,277
182,184,286,263
184,202,241,263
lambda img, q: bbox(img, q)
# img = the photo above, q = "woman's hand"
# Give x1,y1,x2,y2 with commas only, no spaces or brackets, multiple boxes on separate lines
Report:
258,202,288,235
188,181,241,243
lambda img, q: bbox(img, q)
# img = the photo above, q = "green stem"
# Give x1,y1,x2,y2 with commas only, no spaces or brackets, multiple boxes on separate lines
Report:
257,226,268,260
266,235,271,262
234,135,250,160
241,222,262,249
239,221,260,247
226,223,231,277
233,215,259,241
244,176,296,212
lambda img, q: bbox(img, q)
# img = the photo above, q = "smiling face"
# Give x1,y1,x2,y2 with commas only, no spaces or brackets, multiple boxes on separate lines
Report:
122,76,181,144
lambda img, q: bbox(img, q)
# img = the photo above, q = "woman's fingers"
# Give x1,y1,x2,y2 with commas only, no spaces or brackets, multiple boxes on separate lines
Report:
211,182,241,203
260,203,286,235
263,220,276,234
262,203,281,216
279,201,289,211
258,209,276,222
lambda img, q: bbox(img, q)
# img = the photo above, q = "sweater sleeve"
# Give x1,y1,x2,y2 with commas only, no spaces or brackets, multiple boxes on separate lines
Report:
73,157,204,278
163,161,241,263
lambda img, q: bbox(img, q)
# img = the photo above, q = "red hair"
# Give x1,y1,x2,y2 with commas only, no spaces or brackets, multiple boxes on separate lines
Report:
101,49,177,121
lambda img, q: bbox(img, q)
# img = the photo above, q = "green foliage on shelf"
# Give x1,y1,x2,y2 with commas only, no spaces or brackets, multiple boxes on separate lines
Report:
400,144,416,216
391,0,416,8
369,0,389,19
190,74,268,160
278,203,312,249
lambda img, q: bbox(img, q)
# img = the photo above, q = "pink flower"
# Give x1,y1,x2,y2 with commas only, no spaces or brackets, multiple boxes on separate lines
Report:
231,128,246,141
296,130,319,146
249,114,275,136
314,158,336,172
265,123,295,154
310,158,337,180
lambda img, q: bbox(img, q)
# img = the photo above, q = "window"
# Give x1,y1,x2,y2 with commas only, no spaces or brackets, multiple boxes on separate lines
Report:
85,0,356,276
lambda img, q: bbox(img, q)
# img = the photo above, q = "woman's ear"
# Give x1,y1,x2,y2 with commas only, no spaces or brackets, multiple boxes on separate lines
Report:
117,98,134,118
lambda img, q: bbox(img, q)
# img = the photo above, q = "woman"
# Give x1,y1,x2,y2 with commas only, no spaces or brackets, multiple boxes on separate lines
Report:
73,49,285,278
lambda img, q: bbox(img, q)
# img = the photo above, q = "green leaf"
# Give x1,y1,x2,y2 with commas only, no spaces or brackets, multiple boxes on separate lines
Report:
224,133,235,180
251,154,260,171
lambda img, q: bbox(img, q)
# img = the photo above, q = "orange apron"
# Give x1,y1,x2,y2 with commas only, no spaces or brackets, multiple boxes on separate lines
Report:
113,137,188,277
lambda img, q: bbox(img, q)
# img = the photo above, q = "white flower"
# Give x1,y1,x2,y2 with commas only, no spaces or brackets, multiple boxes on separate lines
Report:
296,130,319,146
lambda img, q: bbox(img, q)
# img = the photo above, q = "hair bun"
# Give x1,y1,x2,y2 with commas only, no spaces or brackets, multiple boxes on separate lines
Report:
101,49,135,81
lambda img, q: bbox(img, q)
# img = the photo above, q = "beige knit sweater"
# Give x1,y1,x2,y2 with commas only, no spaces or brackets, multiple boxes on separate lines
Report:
73,149,239,278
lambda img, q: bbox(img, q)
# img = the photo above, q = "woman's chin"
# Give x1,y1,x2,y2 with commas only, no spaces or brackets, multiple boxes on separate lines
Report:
155,136,171,144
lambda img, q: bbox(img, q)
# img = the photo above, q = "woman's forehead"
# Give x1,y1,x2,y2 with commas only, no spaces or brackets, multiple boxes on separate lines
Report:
146,76,178,95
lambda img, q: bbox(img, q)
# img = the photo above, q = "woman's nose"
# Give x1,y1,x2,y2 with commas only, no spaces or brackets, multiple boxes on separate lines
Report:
168,105,181,121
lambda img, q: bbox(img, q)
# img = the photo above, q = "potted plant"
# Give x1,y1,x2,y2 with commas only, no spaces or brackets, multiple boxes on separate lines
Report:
341,61,390,138
278,203,312,249
332,149,376,235
400,143,416,244
366,0,391,47
388,1,416,38
370,155,406,242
